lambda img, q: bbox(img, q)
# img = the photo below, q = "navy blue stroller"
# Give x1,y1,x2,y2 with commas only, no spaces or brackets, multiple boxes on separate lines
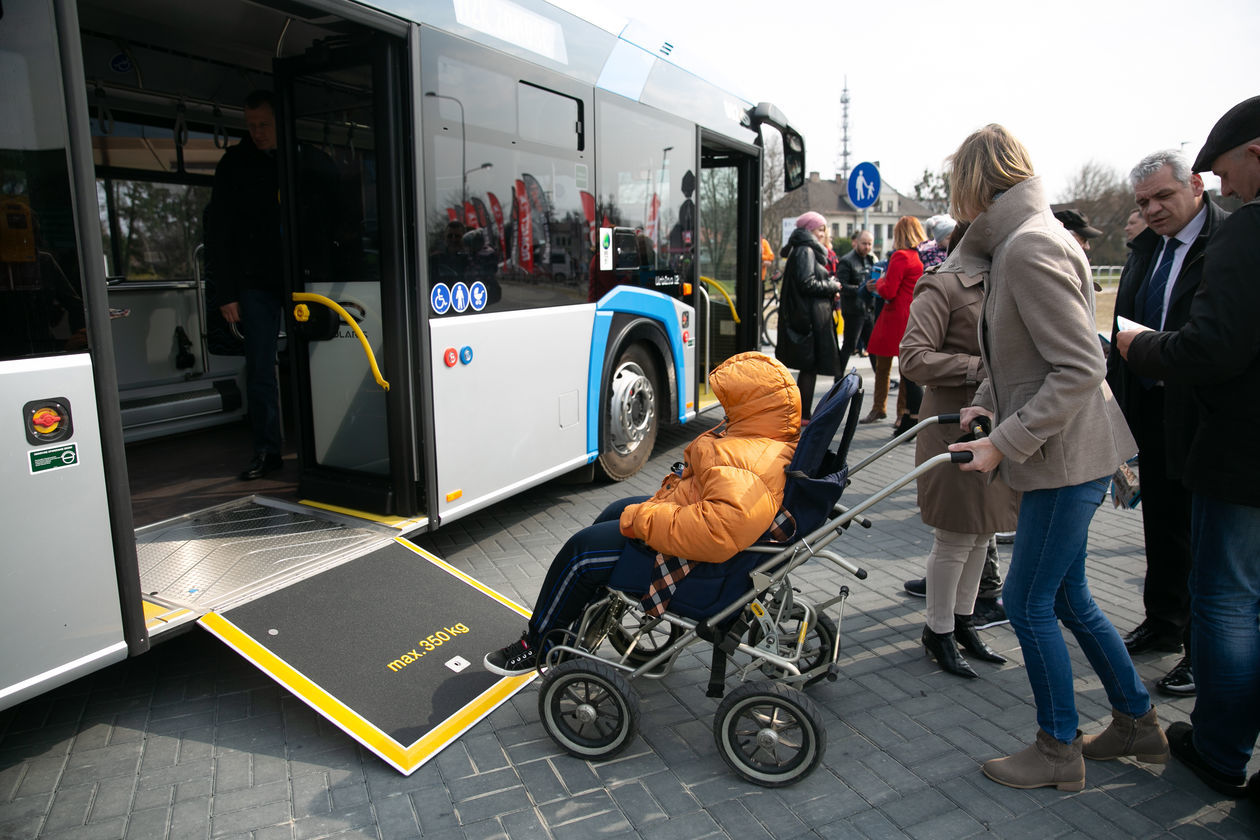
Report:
534,372,972,786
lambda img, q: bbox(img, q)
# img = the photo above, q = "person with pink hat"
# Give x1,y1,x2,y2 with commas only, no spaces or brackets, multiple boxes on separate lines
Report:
773,211,843,419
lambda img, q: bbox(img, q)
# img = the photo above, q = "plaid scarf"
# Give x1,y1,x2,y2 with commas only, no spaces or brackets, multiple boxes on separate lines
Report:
641,552,696,618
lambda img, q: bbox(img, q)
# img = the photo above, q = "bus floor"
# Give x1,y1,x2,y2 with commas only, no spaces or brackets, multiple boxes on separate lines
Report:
125,419,300,527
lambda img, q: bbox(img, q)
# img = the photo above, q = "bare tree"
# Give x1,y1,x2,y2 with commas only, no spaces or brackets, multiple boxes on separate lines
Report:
1057,160,1134,265
913,167,951,215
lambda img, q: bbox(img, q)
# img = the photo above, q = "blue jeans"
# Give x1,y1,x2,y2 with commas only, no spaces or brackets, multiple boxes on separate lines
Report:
1188,494,1260,778
1005,477,1151,742
240,287,283,456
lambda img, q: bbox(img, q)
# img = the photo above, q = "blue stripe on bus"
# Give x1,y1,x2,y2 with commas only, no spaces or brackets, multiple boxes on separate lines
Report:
587,287,688,459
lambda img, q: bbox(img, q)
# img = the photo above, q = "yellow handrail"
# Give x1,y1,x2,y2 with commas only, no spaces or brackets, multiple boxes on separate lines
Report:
698,276,740,323
291,292,390,391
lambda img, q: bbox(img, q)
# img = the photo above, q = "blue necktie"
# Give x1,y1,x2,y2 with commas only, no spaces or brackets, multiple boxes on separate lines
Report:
1137,237,1179,329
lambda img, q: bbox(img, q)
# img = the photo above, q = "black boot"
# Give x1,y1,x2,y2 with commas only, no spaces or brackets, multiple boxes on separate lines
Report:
892,414,916,437
954,614,1007,664
922,627,978,678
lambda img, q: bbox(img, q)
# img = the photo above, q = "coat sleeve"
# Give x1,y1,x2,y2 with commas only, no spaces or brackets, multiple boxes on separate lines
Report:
875,250,909,301
1127,207,1260,384
987,233,1104,464
619,466,781,564
789,245,841,299
899,276,981,388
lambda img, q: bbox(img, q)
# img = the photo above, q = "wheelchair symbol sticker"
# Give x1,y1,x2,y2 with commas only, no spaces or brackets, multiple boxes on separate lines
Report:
431,284,451,315
470,281,488,311
451,282,470,313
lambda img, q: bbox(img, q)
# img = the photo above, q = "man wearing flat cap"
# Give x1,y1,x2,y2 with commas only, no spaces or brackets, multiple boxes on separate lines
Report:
1117,95,1260,802
1053,208,1103,251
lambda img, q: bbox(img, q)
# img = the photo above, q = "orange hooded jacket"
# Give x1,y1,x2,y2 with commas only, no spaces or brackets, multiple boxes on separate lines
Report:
618,352,801,563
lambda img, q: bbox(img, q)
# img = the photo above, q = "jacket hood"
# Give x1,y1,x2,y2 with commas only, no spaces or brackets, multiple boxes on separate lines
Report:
708,352,801,441
781,226,827,260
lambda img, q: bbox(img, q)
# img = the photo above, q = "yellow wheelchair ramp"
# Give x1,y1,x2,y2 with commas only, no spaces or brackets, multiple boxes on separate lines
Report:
199,538,534,775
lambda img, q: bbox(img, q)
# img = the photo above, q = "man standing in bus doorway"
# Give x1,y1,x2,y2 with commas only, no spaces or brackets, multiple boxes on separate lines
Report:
208,91,285,481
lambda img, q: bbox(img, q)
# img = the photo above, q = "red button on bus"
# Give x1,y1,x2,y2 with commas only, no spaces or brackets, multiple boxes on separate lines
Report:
443,347,458,367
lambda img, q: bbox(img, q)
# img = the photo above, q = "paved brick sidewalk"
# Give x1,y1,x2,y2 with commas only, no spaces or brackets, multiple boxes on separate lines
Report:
2,370,1257,839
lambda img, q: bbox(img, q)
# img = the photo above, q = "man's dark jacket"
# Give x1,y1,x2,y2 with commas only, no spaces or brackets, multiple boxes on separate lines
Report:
1127,198,1260,507
1107,195,1228,477
834,248,872,317
206,134,283,303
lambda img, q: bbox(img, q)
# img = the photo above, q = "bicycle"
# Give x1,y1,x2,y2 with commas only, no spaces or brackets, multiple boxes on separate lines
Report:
760,270,781,347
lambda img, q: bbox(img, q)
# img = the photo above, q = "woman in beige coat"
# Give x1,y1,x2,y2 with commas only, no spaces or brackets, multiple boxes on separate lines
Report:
944,125,1164,793
900,222,1020,679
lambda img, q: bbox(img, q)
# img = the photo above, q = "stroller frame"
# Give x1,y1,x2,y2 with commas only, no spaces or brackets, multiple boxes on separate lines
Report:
534,373,974,786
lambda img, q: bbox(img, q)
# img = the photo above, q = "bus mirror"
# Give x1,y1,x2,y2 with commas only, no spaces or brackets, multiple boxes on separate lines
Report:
747,103,806,193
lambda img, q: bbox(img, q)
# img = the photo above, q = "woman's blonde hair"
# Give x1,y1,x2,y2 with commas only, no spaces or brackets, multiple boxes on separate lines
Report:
948,124,1035,221
892,215,926,251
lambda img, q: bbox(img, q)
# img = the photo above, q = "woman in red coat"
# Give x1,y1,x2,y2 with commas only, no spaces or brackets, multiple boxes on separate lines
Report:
863,216,926,432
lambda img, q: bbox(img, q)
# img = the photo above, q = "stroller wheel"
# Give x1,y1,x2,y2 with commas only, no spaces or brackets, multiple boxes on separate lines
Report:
539,660,640,760
748,605,838,683
713,682,826,787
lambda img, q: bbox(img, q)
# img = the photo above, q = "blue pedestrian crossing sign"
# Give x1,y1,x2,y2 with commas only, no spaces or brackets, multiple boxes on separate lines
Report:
848,162,881,210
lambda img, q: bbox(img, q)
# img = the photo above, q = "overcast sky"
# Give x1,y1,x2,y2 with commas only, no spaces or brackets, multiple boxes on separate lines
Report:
552,0,1258,203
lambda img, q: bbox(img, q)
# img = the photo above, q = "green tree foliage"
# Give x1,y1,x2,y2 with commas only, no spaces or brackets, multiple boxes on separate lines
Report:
99,179,210,279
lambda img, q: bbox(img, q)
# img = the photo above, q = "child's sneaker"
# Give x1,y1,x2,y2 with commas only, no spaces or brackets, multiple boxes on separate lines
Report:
484,633,536,676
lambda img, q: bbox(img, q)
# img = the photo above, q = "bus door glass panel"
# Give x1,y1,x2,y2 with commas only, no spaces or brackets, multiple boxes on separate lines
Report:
424,41,590,313
593,94,695,304
1,12,90,361
697,160,742,382
1,0,125,705
287,63,386,474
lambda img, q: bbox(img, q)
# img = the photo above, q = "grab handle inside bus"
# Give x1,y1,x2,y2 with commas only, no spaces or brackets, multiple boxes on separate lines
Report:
291,292,390,391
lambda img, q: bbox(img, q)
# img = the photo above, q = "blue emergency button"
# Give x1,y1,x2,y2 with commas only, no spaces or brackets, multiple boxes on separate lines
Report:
459,345,474,365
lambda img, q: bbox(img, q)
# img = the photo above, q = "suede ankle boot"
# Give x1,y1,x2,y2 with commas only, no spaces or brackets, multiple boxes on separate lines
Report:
921,627,978,679
983,729,1085,791
1082,706,1169,763
953,614,1007,664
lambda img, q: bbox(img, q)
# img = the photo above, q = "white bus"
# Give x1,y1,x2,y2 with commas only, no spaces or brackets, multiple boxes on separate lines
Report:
0,0,805,710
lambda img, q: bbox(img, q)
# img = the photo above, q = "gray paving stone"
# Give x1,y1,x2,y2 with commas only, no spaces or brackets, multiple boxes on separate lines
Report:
450,787,532,826
290,803,375,840
372,792,421,840
41,815,127,840
498,807,552,840
211,779,289,815
210,799,291,837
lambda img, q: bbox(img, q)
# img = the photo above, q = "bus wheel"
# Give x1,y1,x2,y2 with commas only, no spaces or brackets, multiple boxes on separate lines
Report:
597,344,659,480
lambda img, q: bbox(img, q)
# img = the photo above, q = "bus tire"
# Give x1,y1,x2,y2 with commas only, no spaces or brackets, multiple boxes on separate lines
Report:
597,343,660,481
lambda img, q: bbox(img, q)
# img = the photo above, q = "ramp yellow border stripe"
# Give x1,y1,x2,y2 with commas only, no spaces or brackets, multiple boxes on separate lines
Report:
394,538,533,619
198,549,537,775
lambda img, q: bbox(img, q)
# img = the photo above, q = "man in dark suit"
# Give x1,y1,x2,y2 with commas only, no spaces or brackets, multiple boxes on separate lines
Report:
1117,95,1260,800
1107,150,1227,698
834,229,873,376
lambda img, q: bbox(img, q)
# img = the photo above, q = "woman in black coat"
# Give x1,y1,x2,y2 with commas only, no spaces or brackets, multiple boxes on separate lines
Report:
774,211,843,418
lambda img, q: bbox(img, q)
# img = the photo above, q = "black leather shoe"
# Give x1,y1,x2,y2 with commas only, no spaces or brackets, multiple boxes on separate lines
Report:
922,627,978,678
1156,656,1196,696
1166,722,1247,798
953,614,1007,664
1123,621,1183,655
239,452,283,481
